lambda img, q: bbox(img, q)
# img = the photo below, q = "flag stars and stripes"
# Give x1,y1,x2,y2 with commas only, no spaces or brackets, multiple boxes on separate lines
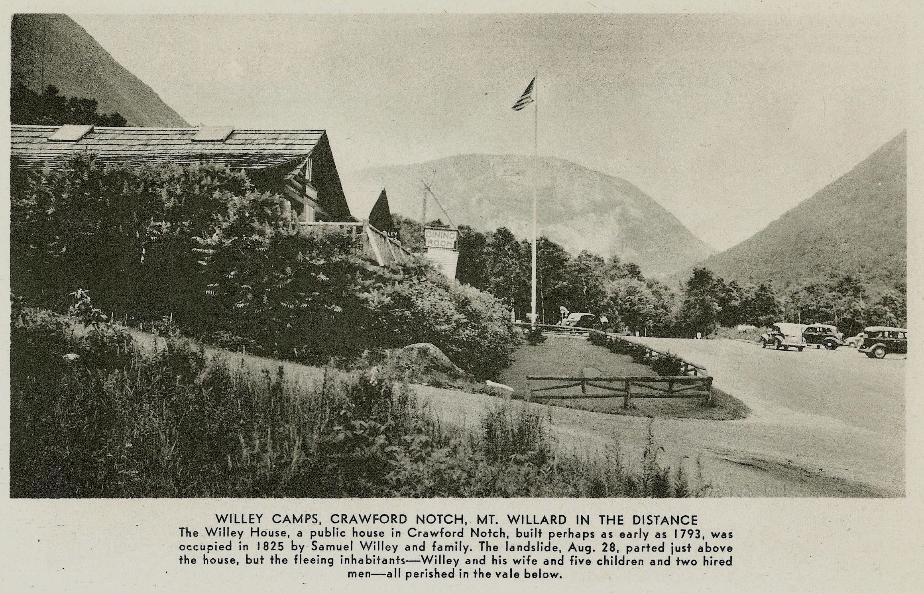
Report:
512,77,536,111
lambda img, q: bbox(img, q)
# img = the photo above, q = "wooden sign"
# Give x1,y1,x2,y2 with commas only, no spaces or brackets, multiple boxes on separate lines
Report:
424,227,458,250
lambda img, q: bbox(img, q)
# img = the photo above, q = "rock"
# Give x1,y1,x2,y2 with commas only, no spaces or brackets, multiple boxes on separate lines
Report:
485,380,515,397
390,343,465,380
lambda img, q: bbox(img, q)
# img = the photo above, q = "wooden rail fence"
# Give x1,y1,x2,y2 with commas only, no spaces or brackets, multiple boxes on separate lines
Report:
527,374,714,408
517,325,713,407
513,321,595,336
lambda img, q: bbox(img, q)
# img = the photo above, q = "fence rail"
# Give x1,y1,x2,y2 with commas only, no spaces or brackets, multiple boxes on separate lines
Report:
516,323,709,377
300,221,412,266
516,324,713,408
513,321,593,335
526,374,714,408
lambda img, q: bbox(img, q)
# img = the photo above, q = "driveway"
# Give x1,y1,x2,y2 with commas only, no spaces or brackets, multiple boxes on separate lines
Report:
415,335,904,497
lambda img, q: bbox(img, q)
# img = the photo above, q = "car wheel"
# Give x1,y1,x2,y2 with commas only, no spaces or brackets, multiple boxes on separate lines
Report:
775,340,782,350
865,351,876,358
797,347,804,352
872,345,887,359
825,342,838,350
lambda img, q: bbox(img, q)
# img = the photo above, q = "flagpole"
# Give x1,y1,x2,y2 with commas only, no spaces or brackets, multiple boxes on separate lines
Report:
530,70,538,327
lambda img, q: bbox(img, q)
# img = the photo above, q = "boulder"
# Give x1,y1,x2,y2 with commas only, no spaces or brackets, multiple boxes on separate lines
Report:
386,343,466,381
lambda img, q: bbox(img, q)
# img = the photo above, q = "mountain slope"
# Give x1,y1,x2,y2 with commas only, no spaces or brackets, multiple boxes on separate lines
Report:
697,132,906,292
345,154,714,277
12,14,188,127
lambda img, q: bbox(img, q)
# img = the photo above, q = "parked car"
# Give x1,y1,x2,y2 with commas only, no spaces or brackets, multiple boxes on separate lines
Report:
561,312,597,328
760,322,807,351
858,326,907,359
844,332,866,348
802,323,844,349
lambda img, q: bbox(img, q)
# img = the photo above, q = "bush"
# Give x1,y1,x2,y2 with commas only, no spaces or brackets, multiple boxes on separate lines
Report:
587,330,608,347
628,343,649,363
649,353,685,376
10,156,518,379
525,326,547,345
10,311,698,498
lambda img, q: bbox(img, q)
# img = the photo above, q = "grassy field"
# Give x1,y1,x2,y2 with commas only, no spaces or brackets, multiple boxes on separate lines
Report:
497,334,748,421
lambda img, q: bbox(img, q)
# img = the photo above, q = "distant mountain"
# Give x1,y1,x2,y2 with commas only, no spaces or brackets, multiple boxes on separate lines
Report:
696,132,906,294
11,14,188,127
345,154,714,277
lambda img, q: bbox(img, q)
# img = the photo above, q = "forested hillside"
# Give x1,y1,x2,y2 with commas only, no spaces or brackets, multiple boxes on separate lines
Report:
11,14,188,126
698,132,906,296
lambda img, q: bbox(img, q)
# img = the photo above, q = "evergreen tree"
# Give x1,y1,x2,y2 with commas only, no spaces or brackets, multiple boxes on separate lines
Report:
11,83,128,126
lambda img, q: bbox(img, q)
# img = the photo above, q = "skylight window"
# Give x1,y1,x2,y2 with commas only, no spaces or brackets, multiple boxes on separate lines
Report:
192,126,234,142
49,125,93,142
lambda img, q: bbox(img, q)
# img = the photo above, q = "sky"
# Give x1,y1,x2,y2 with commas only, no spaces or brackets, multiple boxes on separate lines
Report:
73,13,908,250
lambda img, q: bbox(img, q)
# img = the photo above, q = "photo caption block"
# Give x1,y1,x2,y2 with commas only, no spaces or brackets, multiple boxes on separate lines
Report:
175,511,735,581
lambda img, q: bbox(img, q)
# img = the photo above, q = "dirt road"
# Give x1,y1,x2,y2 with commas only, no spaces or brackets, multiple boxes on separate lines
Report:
631,336,904,435
616,336,902,495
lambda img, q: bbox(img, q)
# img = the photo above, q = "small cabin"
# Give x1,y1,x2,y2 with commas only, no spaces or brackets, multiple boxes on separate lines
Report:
10,124,354,223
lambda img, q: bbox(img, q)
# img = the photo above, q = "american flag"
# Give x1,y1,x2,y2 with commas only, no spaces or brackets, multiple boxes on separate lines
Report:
511,77,536,111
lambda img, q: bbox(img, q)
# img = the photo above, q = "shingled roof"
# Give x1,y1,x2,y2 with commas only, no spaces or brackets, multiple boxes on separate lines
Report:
11,124,355,222
10,125,326,169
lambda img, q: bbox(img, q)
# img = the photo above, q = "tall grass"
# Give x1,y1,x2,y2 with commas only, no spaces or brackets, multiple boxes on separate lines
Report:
10,309,700,498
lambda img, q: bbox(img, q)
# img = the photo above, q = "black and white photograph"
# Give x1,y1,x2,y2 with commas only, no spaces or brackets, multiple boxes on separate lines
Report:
2,2,922,591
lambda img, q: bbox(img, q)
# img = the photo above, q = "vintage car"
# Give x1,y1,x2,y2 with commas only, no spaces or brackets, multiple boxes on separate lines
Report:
802,323,844,350
858,326,907,359
844,332,866,348
561,312,597,328
760,322,807,351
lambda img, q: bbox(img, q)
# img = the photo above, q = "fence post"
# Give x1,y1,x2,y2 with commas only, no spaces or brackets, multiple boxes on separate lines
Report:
581,378,587,395
705,376,714,405
623,379,631,409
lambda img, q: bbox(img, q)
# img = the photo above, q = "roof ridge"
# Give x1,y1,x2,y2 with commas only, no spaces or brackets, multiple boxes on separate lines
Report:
11,124,326,133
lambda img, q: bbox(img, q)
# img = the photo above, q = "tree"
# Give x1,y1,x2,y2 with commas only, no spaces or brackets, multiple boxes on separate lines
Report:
455,225,489,290
714,279,745,327
745,284,781,327
390,214,425,252
536,237,574,323
645,279,678,335
872,286,906,327
484,227,530,320
676,268,720,336
567,251,608,313
11,83,128,126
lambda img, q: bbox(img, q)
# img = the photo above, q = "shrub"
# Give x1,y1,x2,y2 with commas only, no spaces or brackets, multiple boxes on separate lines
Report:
628,343,649,363
587,330,608,347
525,326,547,345
649,353,685,376
10,156,518,379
